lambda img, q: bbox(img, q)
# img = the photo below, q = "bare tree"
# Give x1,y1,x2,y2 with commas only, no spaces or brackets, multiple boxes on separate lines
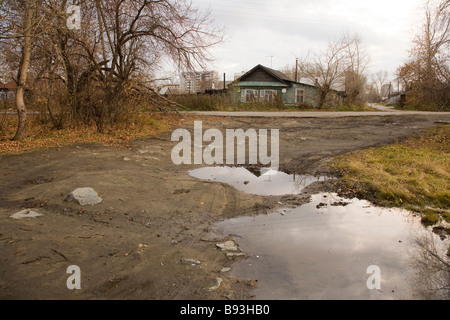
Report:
372,70,389,102
397,0,450,109
365,82,381,103
53,0,221,131
2,0,223,134
297,32,369,109
297,38,347,109
341,33,369,106
12,2,33,141
0,0,42,141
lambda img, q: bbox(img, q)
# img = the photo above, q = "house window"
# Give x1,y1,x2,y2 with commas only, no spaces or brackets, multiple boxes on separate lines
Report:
242,89,259,102
260,90,277,103
295,89,304,104
246,89,259,102
241,89,278,103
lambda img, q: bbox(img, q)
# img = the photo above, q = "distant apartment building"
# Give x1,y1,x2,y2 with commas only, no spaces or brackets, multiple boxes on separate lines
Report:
179,70,218,94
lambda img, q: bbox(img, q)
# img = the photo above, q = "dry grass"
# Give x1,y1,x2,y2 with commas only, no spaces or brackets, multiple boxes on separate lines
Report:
330,125,450,224
0,112,184,155
168,94,378,112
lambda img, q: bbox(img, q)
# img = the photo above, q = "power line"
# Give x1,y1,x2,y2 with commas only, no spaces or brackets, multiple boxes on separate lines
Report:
194,0,417,25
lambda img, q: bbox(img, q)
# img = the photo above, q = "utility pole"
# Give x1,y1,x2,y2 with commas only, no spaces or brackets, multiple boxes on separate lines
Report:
295,58,298,83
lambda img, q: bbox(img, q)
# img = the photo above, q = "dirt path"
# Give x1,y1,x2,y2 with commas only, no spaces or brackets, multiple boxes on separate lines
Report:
368,103,397,112
0,113,448,299
183,110,450,118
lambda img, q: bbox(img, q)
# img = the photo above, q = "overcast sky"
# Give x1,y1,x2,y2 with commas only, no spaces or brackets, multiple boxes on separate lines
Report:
189,0,426,81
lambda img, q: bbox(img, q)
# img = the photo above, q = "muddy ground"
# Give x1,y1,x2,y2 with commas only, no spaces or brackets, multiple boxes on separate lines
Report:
0,114,448,300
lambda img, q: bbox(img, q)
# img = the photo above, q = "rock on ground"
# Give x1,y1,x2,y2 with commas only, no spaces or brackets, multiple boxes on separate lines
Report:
216,240,239,251
64,187,103,206
10,209,44,219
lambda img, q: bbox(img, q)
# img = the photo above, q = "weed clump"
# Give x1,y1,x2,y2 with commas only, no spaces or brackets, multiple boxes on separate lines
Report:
330,125,450,227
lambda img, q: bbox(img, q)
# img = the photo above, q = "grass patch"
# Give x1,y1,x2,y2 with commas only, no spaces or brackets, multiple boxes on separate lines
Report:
0,112,183,155
421,209,441,225
330,125,450,225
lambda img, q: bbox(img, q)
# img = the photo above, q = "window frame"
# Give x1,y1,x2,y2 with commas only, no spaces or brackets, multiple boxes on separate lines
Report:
295,88,304,104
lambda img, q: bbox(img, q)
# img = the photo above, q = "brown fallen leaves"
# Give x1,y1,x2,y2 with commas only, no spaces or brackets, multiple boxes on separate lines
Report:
0,113,184,155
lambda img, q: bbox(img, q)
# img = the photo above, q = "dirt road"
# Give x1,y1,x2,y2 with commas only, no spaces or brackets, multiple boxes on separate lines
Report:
183,109,450,118
0,113,448,299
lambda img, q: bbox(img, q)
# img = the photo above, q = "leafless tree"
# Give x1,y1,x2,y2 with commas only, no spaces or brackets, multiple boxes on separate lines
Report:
371,70,389,102
411,232,450,299
1,0,223,134
341,33,369,106
88,1,221,130
0,0,43,141
397,0,449,109
365,82,380,103
297,38,347,109
297,32,369,109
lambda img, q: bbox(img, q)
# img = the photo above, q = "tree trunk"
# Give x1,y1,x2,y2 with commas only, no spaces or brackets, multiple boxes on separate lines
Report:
13,86,27,141
318,90,327,109
12,1,34,141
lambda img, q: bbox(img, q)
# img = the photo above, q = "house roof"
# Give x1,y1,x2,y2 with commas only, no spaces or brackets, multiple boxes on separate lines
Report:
230,64,317,89
258,65,294,83
231,64,294,85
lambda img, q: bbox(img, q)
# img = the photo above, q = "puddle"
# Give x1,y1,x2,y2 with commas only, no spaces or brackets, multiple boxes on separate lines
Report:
189,166,325,196
189,166,449,299
215,193,450,300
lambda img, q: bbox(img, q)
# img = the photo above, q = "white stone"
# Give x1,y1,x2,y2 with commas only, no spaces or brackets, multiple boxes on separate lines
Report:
208,278,223,291
216,240,238,251
10,209,44,219
65,187,102,206
180,258,201,265
226,252,246,258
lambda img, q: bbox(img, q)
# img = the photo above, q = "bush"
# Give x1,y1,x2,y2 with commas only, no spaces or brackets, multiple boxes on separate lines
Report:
167,93,232,111
296,102,316,110
168,93,285,111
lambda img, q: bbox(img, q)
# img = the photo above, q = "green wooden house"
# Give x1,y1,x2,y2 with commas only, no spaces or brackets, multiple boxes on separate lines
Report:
228,64,321,108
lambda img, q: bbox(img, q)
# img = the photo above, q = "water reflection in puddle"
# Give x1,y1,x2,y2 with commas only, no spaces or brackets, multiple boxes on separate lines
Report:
215,193,449,300
189,166,325,196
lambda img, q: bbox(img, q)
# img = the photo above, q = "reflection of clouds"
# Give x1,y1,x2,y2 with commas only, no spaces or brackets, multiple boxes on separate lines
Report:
189,166,324,196
217,192,436,299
